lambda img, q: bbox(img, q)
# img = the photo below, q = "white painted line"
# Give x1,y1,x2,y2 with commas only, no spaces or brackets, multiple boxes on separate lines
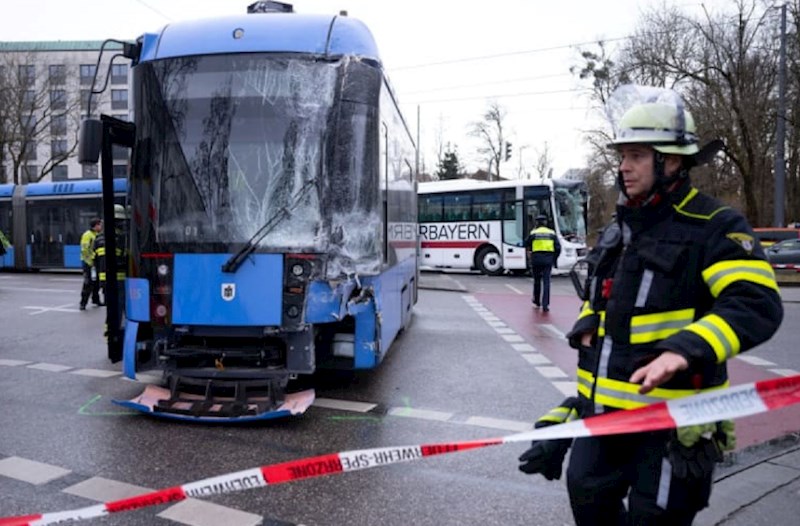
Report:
493,327,516,335
535,366,568,379
27,362,73,373
737,355,777,367
769,368,800,377
0,456,71,485
472,307,489,313
505,284,524,295
50,278,81,282
64,477,150,502
501,334,525,343
511,343,536,353
464,416,533,432
0,287,72,293
313,398,377,413
461,295,478,303
158,498,263,526
521,354,552,365
540,324,566,339
552,381,579,397
70,369,122,378
480,314,501,321
388,407,453,421
486,320,507,328
0,359,33,367
23,303,80,315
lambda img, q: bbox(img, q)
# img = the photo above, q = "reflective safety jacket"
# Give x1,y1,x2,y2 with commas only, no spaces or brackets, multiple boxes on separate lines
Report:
567,183,783,414
93,228,127,282
80,229,97,266
525,226,561,267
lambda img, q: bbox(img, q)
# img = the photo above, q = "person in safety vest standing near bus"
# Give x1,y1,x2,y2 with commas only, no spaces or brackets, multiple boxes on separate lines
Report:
79,217,103,310
525,214,560,312
517,86,783,525
94,205,128,332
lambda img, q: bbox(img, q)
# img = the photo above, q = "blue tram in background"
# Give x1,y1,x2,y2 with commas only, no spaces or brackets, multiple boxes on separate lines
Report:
0,178,126,271
80,2,418,420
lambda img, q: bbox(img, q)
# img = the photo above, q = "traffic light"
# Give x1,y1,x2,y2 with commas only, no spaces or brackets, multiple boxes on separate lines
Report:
505,141,512,161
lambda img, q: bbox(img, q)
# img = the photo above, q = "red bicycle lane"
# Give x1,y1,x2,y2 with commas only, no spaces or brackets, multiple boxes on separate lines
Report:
474,290,800,450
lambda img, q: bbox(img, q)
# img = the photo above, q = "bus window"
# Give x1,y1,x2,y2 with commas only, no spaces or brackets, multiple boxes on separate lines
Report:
419,194,443,222
471,190,501,220
443,193,470,221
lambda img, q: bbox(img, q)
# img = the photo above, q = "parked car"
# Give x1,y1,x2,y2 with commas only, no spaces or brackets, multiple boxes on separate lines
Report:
765,238,800,268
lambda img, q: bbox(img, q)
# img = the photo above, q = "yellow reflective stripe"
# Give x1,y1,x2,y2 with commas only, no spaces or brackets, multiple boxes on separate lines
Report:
96,247,106,256
672,188,730,220
703,259,779,297
684,313,741,362
98,273,125,281
629,308,696,344
577,367,729,409
577,301,594,320
598,311,606,337
538,406,579,424
532,239,555,252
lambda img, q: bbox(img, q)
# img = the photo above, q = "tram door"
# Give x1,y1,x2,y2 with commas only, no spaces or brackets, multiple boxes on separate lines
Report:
28,201,64,268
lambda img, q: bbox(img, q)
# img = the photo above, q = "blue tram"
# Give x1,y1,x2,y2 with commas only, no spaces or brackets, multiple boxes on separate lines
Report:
81,2,418,420
0,179,126,271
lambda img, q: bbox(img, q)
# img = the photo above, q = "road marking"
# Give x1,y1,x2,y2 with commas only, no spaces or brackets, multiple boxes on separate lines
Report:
70,368,122,378
552,381,579,396
0,358,33,366
158,498,264,526
313,398,377,413
1,286,72,293
511,343,537,353
535,366,569,379
737,355,777,367
27,362,73,372
23,303,80,314
505,284,524,295
0,456,71,485
501,334,524,343
64,476,150,502
521,354,552,366
493,327,516,335
769,368,800,377
486,320,507,328
540,324,566,339
463,416,532,432
388,407,453,421
50,278,81,282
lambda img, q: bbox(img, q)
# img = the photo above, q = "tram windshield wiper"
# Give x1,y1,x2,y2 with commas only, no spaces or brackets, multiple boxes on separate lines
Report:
221,178,317,273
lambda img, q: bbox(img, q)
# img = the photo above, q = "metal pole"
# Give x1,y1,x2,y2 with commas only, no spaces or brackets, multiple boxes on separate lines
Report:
774,3,787,227
416,105,421,177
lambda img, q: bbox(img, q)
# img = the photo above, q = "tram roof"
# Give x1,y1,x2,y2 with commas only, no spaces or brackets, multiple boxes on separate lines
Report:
138,13,381,63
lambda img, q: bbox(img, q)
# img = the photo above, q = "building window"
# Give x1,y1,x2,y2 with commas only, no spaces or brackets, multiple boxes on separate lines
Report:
111,89,128,110
22,165,39,183
112,145,129,161
80,64,96,85
49,64,66,85
82,164,98,179
18,65,35,85
51,114,67,136
52,165,68,181
80,89,90,111
23,89,36,109
113,164,128,178
21,142,37,161
111,63,128,84
50,90,66,110
51,139,68,158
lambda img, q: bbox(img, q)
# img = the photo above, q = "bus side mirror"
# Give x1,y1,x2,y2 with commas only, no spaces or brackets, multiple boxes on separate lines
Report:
78,118,103,164
569,259,590,301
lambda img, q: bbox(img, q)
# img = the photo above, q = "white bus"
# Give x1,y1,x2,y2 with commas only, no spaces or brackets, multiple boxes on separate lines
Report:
418,178,588,275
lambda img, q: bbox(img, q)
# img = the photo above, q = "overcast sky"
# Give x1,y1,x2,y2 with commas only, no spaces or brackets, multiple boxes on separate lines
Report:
0,0,731,178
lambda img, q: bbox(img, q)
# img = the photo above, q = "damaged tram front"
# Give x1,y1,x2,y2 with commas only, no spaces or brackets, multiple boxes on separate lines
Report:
81,8,418,421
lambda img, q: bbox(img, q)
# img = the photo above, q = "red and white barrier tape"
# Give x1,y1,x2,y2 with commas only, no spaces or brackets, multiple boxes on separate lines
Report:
2,374,799,526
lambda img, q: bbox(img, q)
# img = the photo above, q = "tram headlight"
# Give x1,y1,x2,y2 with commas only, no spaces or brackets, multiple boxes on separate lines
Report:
155,304,168,317
286,305,300,318
157,264,170,276
291,263,304,277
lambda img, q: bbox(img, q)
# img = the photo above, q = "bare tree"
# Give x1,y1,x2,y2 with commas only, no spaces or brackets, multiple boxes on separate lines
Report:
532,141,554,181
469,101,507,180
0,53,81,184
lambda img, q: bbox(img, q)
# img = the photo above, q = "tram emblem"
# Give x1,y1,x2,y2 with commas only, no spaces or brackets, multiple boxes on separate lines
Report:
221,283,236,301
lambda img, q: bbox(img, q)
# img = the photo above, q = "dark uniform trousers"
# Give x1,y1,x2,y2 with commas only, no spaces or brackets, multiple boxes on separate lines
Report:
565,183,782,525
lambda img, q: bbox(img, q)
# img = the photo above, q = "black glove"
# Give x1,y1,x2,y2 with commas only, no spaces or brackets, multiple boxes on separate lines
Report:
666,436,723,480
518,437,572,480
518,397,581,480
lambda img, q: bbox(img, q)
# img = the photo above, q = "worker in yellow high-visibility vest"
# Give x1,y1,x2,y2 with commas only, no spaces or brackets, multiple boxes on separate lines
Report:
524,214,560,312
79,218,103,310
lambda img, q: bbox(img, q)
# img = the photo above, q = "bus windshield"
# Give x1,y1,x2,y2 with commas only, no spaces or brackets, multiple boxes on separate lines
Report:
553,181,587,243
133,54,338,249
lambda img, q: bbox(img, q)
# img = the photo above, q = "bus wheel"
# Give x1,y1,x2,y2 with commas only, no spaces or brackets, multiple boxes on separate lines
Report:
476,246,503,275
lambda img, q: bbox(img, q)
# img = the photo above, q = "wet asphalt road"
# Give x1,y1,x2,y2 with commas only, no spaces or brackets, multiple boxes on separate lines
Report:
0,272,576,526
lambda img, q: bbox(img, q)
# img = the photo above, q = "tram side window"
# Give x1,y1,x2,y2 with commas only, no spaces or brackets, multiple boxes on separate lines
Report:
443,193,470,221
471,190,501,220
419,195,443,222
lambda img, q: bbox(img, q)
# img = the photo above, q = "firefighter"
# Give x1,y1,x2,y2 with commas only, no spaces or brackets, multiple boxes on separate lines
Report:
524,214,560,312
79,217,103,310
518,87,783,525
94,204,128,314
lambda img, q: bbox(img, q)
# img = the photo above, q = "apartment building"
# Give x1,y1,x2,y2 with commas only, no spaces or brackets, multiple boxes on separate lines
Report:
0,41,130,183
